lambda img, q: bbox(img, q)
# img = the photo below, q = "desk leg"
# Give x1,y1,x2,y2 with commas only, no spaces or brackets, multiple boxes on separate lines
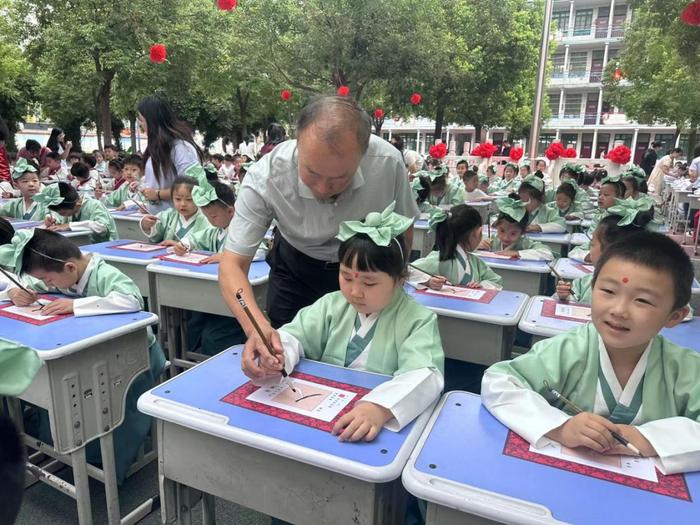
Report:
99,432,121,525
426,503,500,525
201,493,216,525
71,446,93,525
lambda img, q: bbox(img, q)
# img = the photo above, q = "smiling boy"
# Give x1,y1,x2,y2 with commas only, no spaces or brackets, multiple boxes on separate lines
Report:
482,231,700,474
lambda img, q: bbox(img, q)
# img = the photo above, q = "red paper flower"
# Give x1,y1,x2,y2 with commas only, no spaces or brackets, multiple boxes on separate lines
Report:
216,0,237,10
613,68,624,81
681,0,700,25
337,85,350,97
545,141,565,160
280,89,292,101
429,143,448,160
605,145,632,164
373,108,384,119
410,92,422,105
562,147,577,158
508,146,524,162
472,142,498,158
149,44,167,64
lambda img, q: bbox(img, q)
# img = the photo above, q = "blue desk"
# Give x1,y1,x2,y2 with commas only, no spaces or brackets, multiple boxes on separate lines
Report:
693,278,700,296
10,221,93,246
405,285,528,365
473,253,551,296
552,257,594,280
146,258,270,370
81,240,170,300
413,219,435,258
518,295,588,343
138,346,434,525
662,317,700,353
402,391,700,525
110,210,149,242
3,300,158,524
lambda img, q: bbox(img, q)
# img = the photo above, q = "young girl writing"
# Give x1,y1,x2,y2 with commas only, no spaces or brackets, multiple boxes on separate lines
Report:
478,198,554,260
1,229,165,484
139,175,209,246
410,205,502,290
36,183,117,243
489,163,521,195
546,183,582,220
517,175,566,233
0,159,46,220
423,167,465,207
556,199,655,304
621,166,648,199
246,203,445,442
98,155,146,210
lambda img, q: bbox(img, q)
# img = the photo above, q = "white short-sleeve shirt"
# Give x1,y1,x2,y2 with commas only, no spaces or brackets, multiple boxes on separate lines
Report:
144,139,200,213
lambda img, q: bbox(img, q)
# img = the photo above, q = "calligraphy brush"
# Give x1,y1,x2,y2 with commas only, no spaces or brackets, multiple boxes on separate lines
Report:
408,264,453,286
548,263,578,302
0,267,43,309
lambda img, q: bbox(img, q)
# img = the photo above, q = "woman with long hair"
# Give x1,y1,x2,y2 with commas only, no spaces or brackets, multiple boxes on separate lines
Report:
258,123,286,158
137,95,203,212
46,127,72,160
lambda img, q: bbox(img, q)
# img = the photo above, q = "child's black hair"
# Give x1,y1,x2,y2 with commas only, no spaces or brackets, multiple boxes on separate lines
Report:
623,175,648,195
170,175,198,199
507,192,520,200
212,153,224,162
46,151,61,162
533,170,545,179
204,164,219,182
49,182,80,212
224,154,233,162
435,205,482,261
108,159,123,171
0,217,14,245
595,212,654,249
415,176,430,205
520,165,531,174
592,168,607,182
593,231,693,310
70,161,90,180
494,211,529,231
518,181,544,203
123,154,143,169
456,159,468,169
429,174,447,191
0,415,25,525
602,178,626,198
22,229,82,274
82,154,97,169
556,183,577,202
338,232,407,281
68,151,82,161
462,170,478,183
204,181,236,208
579,172,594,187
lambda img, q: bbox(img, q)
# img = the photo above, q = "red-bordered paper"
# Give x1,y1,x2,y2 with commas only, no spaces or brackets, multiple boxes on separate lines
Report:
0,295,72,326
157,252,210,266
541,299,591,323
221,372,372,432
574,263,595,274
417,285,498,304
503,431,692,501
108,241,165,253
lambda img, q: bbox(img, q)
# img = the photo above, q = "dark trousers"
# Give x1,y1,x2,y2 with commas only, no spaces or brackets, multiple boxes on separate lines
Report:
266,233,340,328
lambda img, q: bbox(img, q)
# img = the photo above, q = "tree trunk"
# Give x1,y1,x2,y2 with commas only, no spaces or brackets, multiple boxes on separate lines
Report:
129,112,137,152
64,120,82,152
96,71,115,147
111,115,124,150
236,87,249,138
433,102,445,144
94,110,103,151
474,124,483,146
686,122,697,159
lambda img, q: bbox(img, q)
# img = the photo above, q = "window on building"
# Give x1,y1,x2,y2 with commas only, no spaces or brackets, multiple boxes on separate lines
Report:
564,94,583,118
552,53,565,76
399,134,417,152
573,9,593,36
568,52,588,77
538,133,556,156
562,133,578,150
613,134,633,148
654,134,675,153
548,93,561,117
552,11,570,35
678,134,689,156
595,7,609,38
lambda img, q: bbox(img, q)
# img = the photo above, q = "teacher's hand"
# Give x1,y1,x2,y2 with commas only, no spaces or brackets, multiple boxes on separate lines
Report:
141,187,159,201
241,328,285,380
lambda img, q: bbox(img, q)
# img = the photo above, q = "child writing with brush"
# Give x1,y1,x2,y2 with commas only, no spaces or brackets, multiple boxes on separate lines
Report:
242,202,445,442
482,231,700,474
0,159,46,220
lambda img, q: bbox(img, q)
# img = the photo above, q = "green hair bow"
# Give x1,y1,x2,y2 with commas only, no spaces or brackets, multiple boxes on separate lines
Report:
0,229,35,273
241,162,254,171
601,173,622,185
410,177,424,198
504,163,519,173
33,184,64,206
521,175,544,193
623,165,646,182
192,179,219,208
560,178,579,189
478,175,488,184
12,158,38,180
416,166,449,182
428,208,449,230
607,196,655,226
183,163,208,186
561,162,585,175
336,201,413,246
495,197,527,222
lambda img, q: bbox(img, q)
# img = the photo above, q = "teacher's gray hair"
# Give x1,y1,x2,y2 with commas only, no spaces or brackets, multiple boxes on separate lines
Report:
297,96,372,154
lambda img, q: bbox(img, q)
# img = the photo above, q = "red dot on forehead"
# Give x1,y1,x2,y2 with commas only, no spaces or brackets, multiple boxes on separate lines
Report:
622,277,629,283
353,272,359,278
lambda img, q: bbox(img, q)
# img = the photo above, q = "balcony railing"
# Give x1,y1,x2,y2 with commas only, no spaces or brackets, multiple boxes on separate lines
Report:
551,68,603,84
554,23,625,40
548,113,628,127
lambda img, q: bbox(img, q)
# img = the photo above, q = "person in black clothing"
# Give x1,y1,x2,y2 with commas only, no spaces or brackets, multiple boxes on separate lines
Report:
640,141,662,176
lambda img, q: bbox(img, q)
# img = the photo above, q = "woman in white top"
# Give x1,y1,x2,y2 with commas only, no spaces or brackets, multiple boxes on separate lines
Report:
137,96,203,213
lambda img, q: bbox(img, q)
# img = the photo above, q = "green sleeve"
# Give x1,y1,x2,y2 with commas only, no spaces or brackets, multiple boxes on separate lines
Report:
470,253,503,287
104,184,128,207
395,307,444,375
279,293,335,361
0,199,18,217
0,338,41,396
93,261,145,310
83,199,118,240
187,227,218,251
411,251,440,275
147,209,170,243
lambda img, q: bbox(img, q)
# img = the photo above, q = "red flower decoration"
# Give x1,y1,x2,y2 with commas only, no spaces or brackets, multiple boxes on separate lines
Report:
216,0,237,10
613,68,624,81
337,85,350,97
280,89,292,101
149,44,167,64
429,143,448,160
545,141,565,160
508,146,524,162
681,0,700,25
606,145,632,164
373,108,384,119
472,142,498,158
410,92,422,105
562,147,577,158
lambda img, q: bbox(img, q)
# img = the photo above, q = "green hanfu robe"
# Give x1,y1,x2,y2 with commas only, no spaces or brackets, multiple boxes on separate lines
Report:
569,209,610,261
428,180,465,207
103,183,140,209
482,322,700,474
141,207,209,244
555,273,593,304
0,198,46,220
14,255,165,483
50,196,118,243
545,200,584,220
527,204,567,233
409,245,503,289
185,225,268,262
278,288,445,431
488,176,522,195
488,235,554,261
0,338,41,396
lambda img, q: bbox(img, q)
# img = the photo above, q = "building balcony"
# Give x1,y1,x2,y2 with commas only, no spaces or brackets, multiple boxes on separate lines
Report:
546,112,633,128
550,69,603,86
554,22,625,43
